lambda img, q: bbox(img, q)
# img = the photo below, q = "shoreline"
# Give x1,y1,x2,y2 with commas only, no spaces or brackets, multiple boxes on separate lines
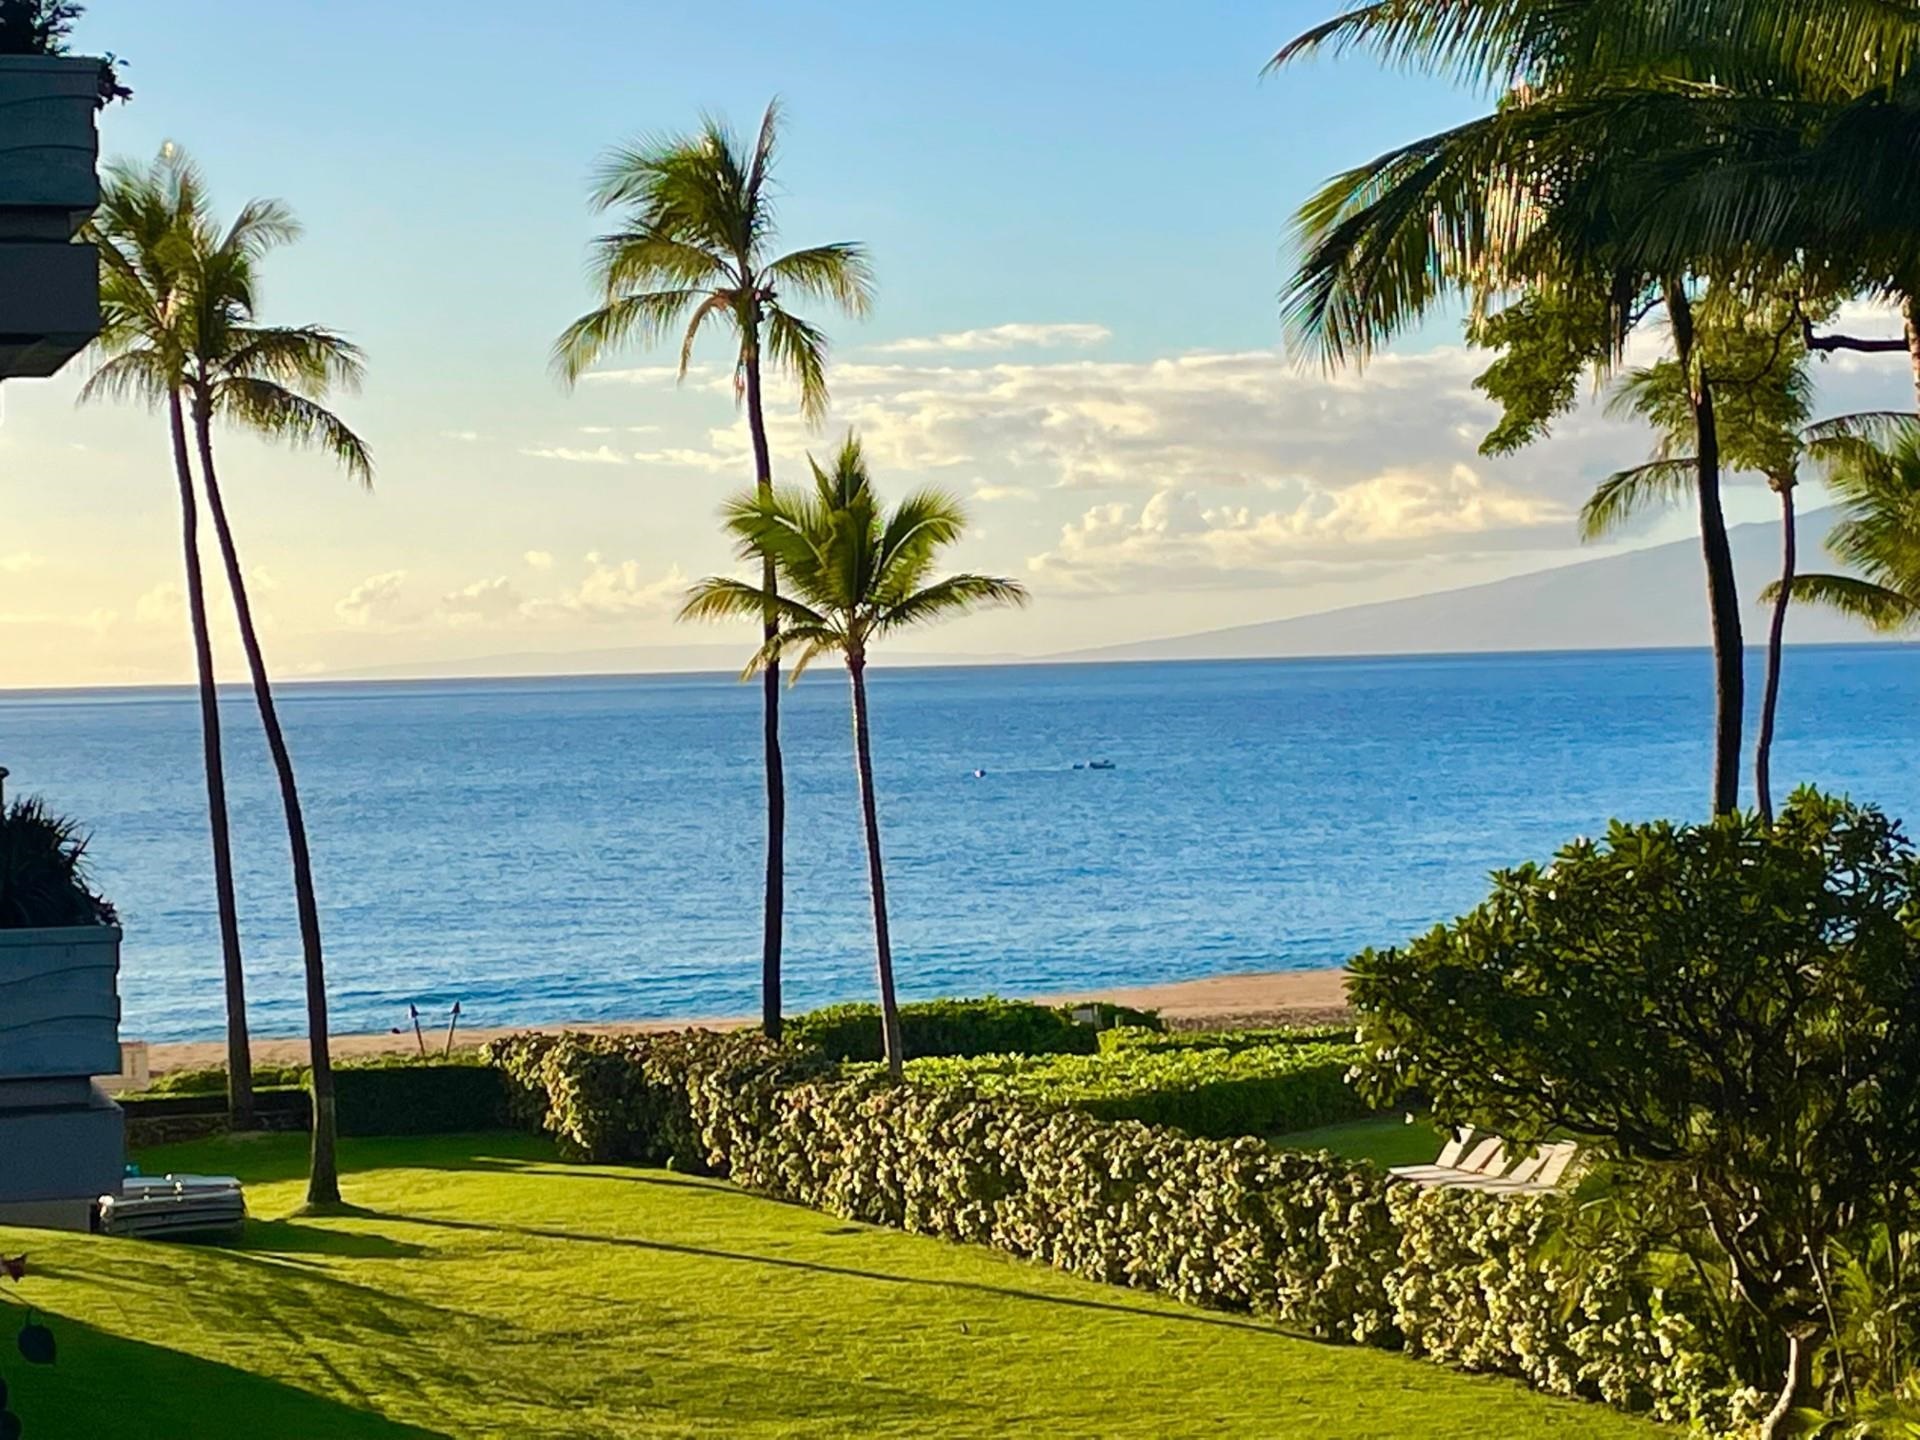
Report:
139,967,1354,1074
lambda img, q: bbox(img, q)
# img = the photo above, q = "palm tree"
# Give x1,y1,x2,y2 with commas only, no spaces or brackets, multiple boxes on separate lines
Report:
553,101,874,1040
681,436,1027,1079
1781,426,1920,634
173,175,373,1210
1579,307,1814,821
82,150,256,1129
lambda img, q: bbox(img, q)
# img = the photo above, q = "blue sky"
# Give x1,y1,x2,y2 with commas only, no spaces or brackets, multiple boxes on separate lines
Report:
1,1,1909,685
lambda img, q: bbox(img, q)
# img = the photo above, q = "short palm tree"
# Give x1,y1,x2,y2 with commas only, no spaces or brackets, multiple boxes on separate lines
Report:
1579,309,1813,821
682,435,1027,1079
84,146,371,1207
82,150,255,1129
553,100,874,1040
1782,426,1920,634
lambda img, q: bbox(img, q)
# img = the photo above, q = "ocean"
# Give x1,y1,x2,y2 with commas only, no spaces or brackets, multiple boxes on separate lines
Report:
3,646,1915,1043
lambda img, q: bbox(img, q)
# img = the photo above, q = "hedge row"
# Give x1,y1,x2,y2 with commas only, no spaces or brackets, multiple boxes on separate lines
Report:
899,1038,1371,1138
785,995,1162,1063
1096,1023,1357,1053
122,1059,508,1138
485,1029,1762,1435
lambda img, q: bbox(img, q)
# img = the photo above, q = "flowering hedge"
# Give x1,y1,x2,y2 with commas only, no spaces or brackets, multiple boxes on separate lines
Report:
484,1029,1761,1435
897,1036,1370,1138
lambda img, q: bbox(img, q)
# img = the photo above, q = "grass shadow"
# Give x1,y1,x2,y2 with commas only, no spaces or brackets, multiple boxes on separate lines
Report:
8,1314,447,1440
240,1216,430,1260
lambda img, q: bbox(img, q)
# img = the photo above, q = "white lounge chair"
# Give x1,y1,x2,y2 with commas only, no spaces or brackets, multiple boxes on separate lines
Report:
1389,1131,1510,1186
97,1174,247,1239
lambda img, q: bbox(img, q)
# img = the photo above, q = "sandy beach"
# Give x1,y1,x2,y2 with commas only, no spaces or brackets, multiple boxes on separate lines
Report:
141,967,1353,1074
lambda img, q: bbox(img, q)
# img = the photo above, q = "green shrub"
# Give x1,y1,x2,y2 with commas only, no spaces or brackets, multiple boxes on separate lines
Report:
144,1063,307,1095
1097,1024,1356,1054
0,795,117,928
135,1055,506,1136
900,1039,1371,1138
333,1060,507,1137
787,995,1156,1062
486,1028,1755,1434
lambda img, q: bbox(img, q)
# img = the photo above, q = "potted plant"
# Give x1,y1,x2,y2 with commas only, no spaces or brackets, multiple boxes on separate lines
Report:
0,0,124,379
0,783,126,1228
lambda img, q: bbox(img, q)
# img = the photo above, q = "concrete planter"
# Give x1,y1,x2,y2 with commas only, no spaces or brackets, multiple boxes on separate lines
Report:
0,54,103,378
0,924,122,1080
0,925,124,1227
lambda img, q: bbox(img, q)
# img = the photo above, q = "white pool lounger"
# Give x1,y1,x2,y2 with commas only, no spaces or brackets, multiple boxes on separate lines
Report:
98,1174,247,1240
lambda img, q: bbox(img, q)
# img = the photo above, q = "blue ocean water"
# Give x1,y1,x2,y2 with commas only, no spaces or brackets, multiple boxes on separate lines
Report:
1,647,1915,1043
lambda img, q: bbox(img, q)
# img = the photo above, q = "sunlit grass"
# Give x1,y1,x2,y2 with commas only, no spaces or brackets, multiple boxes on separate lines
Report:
1,1132,1660,1437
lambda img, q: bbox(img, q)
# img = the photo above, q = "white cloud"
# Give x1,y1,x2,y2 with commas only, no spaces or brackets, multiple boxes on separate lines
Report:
972,482,1037,503
579,364,721,388
525,558,689,621
873,322,1113,355
335,571,411,626
521,445,628,465
632,444,750,474
441,429,487,443
1030,467,1566,591
135,582,182,625
0,552,43,574
439,576,527,625
524,550,554,570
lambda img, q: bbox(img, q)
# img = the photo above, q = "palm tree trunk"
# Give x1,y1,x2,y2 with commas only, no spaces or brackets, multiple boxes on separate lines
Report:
1668,284,1744,816
1754,482,1796,826
847,656,904,1081
190,394,339,1205
1904,293,1920,412
167,390,255,1129
742,337,785,1041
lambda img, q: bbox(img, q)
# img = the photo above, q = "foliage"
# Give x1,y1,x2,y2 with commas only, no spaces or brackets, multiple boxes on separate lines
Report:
131,1056,505,1136
0,796,116,928
1349,789,1920,1420
486,1028,1750,1431
0,0,78,54
1469,287,1619,456
1097,1023,1352,1053
84,148,372,482
786,995,1157,1061
1785,427,1920,632
898,1039,1370,1139
682,433,1029,680
551,99,874,413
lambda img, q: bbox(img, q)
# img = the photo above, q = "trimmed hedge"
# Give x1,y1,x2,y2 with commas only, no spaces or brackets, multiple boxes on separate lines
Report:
900,1039,1370,1138
485,1029,1762,1436
1097,1023,1357,1053
125,1058,508,1138
786,995,1161,1062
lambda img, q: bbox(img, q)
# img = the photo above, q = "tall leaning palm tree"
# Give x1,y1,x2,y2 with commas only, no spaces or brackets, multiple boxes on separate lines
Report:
174,176,372,1209
82,149,256,1129
553,101,873,1040
682,436,1027,1079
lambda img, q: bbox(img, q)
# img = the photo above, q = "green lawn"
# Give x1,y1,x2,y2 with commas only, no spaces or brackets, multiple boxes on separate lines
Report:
1275,1113,1449,1168
0,1132,1662,1438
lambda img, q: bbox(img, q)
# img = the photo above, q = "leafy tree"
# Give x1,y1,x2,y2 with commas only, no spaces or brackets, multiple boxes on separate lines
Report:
82,150,256,1129
682,435,1026,1079
83,147,370,1206
1349,790,1920,1432
553,101,873,1040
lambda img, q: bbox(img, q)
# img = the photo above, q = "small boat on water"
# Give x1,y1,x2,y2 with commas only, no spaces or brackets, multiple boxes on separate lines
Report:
1087,759,1116,770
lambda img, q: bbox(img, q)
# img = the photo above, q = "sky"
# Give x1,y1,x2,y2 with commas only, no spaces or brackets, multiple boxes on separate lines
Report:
1,0,1913,687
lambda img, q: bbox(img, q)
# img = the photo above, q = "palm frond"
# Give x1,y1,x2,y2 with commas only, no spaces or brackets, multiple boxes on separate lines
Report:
217,378,375,488
875,574,1029,639
679,575,829,634
552,289,711,385
76,348,173,411
1579,457,1698,541
1778,572,1920,631
221,325,365,393
764,243,875,317
764,307,832,424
